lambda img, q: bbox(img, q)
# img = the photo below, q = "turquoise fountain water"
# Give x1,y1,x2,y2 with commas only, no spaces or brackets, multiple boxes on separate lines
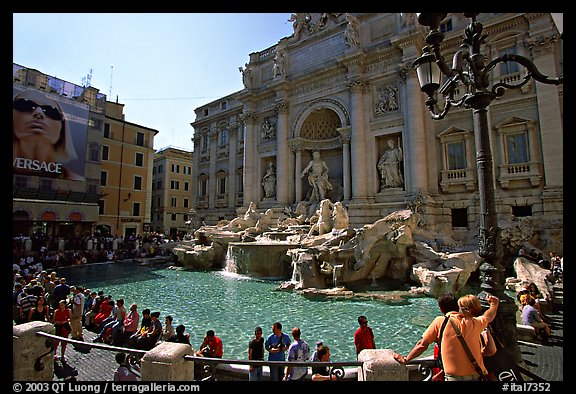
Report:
56,261,440,362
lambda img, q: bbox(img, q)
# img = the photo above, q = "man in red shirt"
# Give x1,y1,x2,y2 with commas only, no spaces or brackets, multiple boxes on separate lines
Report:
196,329,223,358
354,315,376,357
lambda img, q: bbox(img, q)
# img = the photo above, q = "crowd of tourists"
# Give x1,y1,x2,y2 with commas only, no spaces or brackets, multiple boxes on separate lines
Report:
12,232,175,277
13,232,562,382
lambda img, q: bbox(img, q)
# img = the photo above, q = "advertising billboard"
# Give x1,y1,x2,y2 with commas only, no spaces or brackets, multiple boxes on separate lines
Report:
13,85,89,181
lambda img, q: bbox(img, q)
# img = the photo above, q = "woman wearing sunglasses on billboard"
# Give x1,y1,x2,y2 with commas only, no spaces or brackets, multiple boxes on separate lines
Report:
13,89,83,181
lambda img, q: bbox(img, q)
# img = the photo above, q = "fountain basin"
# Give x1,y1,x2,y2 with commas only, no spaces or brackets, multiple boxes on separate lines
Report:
226,241,300,279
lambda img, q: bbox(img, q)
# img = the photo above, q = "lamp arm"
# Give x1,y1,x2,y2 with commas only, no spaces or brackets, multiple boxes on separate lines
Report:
425,95,452,120
431,44,453,78
490,54,563,85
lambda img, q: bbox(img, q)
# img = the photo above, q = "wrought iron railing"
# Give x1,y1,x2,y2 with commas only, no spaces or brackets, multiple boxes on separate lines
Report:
183,354,364,381
36,331,438,381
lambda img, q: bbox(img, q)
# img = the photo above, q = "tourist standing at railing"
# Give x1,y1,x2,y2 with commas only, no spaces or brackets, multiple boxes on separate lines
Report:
52,299,71,361
69,285,85,340
284,326,310,381
265,322,291,381
354,315,376,357
248,326,264,381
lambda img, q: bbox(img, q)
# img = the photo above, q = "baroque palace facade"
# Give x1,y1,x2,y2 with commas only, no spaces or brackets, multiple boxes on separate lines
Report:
191,13,562,246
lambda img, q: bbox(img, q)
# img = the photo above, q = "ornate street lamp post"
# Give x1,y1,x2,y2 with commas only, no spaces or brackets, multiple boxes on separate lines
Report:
412,13,562,363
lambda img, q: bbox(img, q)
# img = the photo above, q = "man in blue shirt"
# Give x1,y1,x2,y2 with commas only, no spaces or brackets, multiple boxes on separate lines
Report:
265,322,291,381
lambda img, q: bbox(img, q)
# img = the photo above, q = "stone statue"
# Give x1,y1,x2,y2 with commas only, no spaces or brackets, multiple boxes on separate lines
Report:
261,119,276,140
238,63,252,89
279,201,308,227
255,208,275,231
308,199,334,236
261,162,276,198
377,138,404,190
273,44,286,78
288,13,310,39
332,201,349,231
301,151,333,203
220,201,261,231
344,13,360,48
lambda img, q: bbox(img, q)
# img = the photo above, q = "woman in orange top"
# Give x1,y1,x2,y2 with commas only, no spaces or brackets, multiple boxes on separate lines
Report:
394,294,499,381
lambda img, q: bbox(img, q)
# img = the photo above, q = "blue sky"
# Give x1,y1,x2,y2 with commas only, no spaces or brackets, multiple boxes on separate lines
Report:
13,13,295,151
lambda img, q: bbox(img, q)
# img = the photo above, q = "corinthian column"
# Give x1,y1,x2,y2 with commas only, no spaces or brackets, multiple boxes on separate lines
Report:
275,102,290,204
242,113,257,205
348,79,368,199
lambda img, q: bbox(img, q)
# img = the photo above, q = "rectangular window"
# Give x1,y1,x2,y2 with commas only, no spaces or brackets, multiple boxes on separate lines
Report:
451,208,468,228
102,145,109,161
89,144,100,162
104,123,111,138
158,164,164,173
171,213,177,221
218,178,226,195
440,19,452,33
202,135,208,151
135,152,144,167
172,164,180,173
171,197,177,207
171,180,180,190
499,47,520,75
100,171,108,186
136,132,145,146
99,200,105,215
157,180,163,190
134,176,142,190
183,198,189,208
447,141,466,170
200,180,208,196
184,181,189,191
132,202,141,217
506,133,529,164
220,130,227,146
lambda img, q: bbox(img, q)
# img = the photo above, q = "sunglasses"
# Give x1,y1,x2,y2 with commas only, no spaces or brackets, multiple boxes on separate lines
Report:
13,98,63,121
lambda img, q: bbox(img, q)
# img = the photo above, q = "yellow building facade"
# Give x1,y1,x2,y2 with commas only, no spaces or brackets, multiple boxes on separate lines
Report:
97,102,158,238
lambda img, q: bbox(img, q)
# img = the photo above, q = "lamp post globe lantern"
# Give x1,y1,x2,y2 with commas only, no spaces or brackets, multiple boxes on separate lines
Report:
412,13,563,365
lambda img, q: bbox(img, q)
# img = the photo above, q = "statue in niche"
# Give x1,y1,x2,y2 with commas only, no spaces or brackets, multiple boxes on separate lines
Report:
375,86,399,114
273,44,286,78
261,118,276,140
261,162,276,199
238,63,252,89
377,137,404,190
344,13,360,48
301,150,333,203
